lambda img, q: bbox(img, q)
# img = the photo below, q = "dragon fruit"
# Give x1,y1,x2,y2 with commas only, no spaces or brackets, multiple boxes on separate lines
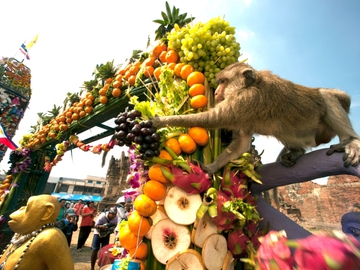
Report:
221,168,249,199
160,161,211,194
210,191,237,232
227,228,250,258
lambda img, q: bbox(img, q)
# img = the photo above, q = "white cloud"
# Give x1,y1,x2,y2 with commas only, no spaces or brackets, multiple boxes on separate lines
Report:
237,29,255,42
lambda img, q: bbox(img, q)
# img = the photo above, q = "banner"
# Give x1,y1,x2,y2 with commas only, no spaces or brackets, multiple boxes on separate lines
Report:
25,34,39,50
0,124,18,150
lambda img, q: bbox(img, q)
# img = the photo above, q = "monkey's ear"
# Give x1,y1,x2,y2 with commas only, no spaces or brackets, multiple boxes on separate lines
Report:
243,68,256,86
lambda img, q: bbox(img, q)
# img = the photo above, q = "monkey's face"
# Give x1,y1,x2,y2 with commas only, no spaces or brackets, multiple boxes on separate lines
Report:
8,195,59,234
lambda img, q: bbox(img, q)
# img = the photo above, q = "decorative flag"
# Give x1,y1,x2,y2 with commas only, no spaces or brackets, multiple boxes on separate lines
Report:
19,43,30,60
0,124,18,150
25,33,39,50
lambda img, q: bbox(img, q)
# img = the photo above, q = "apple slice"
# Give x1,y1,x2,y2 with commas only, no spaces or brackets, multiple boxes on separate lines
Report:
145,205,168,239
164,186,202,225
222,251,235,270
202,233,228,270
166,249,205,270
191,212,218,248
151,218,191,264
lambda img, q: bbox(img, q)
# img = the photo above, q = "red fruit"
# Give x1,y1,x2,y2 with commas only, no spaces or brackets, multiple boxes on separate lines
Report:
227,228,250,258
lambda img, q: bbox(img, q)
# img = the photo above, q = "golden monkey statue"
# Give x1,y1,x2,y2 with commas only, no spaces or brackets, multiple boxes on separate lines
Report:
0,194,74,270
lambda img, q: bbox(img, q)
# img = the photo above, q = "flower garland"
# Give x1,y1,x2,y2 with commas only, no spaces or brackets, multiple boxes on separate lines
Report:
43,135,117,172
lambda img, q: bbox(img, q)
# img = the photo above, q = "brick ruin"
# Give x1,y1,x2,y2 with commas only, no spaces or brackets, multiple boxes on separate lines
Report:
275,174,360,231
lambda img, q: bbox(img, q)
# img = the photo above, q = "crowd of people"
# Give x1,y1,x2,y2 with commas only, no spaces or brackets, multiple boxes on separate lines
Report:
54,197,132,269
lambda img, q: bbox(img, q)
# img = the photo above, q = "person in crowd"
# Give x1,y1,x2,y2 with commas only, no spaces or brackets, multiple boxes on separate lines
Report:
56,199,67,222
76,201,97,252
341,203,360,242
65,201,71,209
102,204,110,212
90,207,118,270
73,199,84,222
0,194,74,269
57,208,78,246
117,202,126,221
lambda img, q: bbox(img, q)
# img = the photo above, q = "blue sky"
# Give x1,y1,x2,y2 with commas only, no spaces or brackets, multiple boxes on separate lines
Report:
0,0,359,181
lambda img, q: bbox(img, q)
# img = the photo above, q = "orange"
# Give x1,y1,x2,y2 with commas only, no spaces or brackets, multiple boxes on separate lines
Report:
143,56,156,67
158,149,173,161
159,51,167,63
174,63,185,77
143,180,167,201
129,241,149,260
165,50,179,63
190,94,208,109
113,80,121,89
98,87,107,96
128,210,152,236
167,62,176,70
85,98,93,107
79,110,86,118
115,74,123,82
188,127,209,146
189,84,206,97
84,106,93,114
133,194,157,217
153,67,162,80
128,75,136,86
178,133,197,154
143,66,154,78
119,223,142,250
152,42,167,57
187,71,205,87
112,88,121,97
71,113,79,120
105,78,113,84
180,64,194,80
148,164,171,184
164,138,181,155
99,96,108,105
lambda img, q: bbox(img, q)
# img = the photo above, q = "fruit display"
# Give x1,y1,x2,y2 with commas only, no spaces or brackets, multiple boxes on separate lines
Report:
1,3,261,269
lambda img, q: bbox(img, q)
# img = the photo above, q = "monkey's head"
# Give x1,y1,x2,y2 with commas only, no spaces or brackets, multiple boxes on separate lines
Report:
214,62,257,102
8,194,60,235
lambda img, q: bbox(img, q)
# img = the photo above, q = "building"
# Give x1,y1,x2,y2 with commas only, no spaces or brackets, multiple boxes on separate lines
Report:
48,175,107,202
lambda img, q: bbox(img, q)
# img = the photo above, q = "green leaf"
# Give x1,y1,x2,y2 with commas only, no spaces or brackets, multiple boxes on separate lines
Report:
165,1,173,22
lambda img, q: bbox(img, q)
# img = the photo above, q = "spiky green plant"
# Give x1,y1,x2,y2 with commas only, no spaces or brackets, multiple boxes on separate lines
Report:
153,1,195,41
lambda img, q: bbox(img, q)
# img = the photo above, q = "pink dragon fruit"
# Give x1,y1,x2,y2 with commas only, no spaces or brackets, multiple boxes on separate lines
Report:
221,168,249,199
210,191,237,232
227,228,250,258
160,161,211,194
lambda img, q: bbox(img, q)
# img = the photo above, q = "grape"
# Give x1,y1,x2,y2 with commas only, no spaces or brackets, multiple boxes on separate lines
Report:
144,149,155,159
167,16,241,88
140,128,151,137
133,135,143,144
131,124,141,135
126,133,135,142
144,135,153,144
151,133,160,142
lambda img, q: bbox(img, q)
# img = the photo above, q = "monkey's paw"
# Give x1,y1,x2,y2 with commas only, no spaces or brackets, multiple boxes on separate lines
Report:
279,150,305,167
327,138,360,167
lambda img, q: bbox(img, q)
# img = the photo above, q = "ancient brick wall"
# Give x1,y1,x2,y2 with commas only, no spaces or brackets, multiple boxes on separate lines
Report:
277,175,360,231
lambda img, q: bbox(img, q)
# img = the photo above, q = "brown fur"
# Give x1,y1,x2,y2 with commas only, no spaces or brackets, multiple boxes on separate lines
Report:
152,62,360,174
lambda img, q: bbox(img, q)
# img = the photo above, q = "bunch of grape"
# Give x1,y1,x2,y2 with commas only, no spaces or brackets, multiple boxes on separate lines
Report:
167,16,241,88
114,110,161,160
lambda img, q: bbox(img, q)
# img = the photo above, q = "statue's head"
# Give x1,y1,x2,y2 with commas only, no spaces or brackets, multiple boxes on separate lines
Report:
8,194,60,235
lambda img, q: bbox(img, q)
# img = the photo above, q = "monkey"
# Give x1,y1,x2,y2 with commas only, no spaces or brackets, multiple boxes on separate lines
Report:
152,62,360,174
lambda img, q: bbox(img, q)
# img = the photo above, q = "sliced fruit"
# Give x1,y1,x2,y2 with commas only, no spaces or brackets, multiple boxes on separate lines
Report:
145,205,168,239
164,186,202,225
166,249,205,270
222,251,235,270
191,212,218,248
202,233,228,270
151,218,191,265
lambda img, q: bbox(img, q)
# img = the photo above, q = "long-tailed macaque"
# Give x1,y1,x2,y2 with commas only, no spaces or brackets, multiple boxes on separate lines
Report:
152,62,360,174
